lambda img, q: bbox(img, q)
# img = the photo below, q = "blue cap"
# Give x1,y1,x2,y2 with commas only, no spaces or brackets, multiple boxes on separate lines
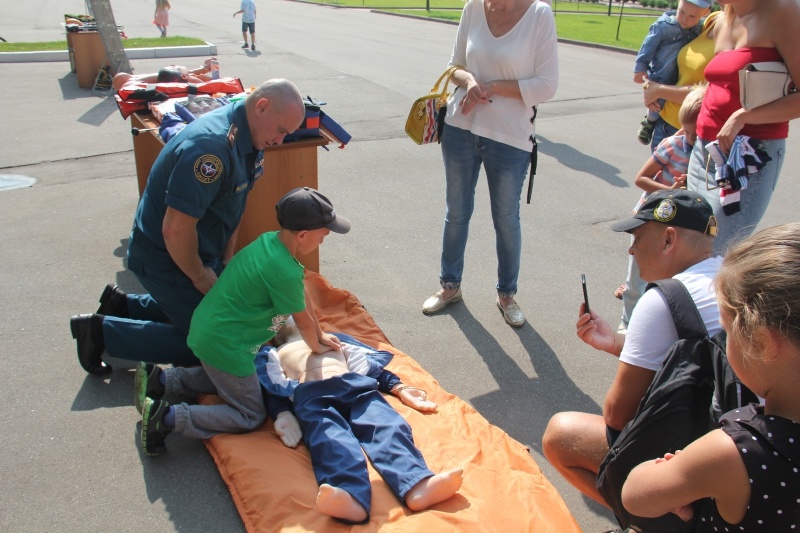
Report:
684,0,713,8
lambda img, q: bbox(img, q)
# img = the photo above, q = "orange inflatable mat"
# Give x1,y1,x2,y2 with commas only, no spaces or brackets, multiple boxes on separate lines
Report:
202,271,581,532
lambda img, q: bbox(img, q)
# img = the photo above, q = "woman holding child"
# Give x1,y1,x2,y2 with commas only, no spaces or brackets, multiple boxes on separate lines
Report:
642,9,720,151
616,7,718,323
683,0,800,255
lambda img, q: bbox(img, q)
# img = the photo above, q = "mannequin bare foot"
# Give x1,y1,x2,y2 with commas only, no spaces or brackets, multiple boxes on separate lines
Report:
316,484,368,522
405,468,464,511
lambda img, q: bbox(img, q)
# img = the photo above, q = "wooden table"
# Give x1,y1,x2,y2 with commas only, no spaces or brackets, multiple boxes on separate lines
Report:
65,30,106,88
130,112,326,271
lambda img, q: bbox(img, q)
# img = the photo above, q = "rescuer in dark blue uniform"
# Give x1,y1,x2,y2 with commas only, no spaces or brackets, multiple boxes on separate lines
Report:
70,79,305,374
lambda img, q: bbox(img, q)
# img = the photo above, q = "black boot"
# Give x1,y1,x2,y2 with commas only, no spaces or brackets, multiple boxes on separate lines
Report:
96,284,129,318
70,314,112,375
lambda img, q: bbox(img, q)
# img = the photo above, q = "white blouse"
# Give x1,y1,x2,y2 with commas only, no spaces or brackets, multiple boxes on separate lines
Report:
445,0,559,152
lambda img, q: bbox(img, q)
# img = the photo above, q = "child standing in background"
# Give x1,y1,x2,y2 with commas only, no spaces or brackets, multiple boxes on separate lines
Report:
633,0,711,145
233,0,258,51
154,0,171,38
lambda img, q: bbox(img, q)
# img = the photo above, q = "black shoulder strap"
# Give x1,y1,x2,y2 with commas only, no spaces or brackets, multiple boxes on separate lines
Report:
646,279,709,340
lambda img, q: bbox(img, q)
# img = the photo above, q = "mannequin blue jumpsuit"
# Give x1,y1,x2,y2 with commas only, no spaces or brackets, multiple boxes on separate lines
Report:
103,100,264,365
256,333,435,521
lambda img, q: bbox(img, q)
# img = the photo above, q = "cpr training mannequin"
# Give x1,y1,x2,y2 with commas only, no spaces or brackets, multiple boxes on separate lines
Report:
112,57,219,91
257,322,463,523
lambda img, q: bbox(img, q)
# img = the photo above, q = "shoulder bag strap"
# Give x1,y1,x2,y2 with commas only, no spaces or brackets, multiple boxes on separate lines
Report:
430,65,463,105
646,278,708,340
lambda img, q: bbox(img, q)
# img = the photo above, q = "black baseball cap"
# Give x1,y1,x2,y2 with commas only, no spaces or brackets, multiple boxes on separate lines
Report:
275,187,351,234
611,190,717,236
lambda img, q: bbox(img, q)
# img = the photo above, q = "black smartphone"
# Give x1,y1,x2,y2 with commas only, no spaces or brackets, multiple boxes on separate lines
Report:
581,274,590,315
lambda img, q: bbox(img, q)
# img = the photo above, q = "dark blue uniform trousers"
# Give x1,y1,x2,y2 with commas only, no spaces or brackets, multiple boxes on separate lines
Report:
292,373,434,518
101,242,220,366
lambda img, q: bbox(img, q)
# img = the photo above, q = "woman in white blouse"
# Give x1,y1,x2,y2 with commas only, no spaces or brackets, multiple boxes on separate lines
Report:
422,0,558,327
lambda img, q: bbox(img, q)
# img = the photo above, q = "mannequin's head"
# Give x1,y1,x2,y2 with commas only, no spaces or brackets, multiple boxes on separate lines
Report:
272,316,302,347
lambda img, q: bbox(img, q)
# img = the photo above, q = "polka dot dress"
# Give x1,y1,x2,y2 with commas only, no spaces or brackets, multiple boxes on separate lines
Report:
697,404,799,531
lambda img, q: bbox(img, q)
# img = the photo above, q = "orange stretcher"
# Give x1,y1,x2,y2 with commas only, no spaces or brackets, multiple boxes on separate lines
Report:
201,271,581,532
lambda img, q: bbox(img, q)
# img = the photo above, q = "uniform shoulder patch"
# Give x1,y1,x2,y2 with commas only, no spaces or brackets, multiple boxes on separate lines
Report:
227,124,238,147
194,154,224,184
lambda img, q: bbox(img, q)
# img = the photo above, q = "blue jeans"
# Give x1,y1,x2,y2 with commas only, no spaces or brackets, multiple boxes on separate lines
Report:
650,117,679,153
439,124,530,297
686,137,786,255
293,373,433,519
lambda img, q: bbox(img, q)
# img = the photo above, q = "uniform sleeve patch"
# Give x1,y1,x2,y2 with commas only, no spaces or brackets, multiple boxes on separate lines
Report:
194,155,223,184
227,124,238,147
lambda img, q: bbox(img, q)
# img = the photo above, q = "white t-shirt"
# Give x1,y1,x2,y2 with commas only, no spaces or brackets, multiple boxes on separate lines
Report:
445,0,559,152
621,256,723,372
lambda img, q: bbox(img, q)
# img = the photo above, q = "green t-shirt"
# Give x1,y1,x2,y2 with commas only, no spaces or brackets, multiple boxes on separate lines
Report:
187,231,306,376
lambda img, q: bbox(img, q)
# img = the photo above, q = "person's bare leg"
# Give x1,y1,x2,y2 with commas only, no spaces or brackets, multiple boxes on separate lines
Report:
542,411,611,508
405,468,463,511
241,31,248,46
316,484,367,523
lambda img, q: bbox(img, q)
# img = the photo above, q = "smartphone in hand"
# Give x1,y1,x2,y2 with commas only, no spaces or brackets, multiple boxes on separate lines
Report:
581,274,590,315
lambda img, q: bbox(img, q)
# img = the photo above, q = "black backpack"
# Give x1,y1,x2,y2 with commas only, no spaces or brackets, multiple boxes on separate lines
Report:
596,279,757,533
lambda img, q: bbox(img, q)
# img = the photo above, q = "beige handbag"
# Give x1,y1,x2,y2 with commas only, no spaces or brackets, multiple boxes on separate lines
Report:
405,66,461,145
738,62,795,111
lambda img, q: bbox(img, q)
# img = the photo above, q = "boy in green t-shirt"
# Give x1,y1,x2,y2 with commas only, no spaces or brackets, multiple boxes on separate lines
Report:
136,187,351,456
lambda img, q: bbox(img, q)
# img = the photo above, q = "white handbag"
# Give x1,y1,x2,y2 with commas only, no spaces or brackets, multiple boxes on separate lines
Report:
738,61,795,111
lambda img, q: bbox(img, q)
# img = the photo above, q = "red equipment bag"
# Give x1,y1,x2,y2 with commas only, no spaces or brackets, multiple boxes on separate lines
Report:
114,77,245,119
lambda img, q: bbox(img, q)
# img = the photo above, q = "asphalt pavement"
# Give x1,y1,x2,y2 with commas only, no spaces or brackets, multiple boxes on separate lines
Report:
1,1,798,532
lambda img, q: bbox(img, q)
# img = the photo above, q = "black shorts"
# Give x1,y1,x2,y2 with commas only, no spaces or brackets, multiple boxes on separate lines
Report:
241,22,255,34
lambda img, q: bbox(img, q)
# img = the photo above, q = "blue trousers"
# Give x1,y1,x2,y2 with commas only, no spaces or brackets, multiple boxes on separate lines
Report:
292,373,434,519
650,117,679,153
439,124,530,297
102,239,220,365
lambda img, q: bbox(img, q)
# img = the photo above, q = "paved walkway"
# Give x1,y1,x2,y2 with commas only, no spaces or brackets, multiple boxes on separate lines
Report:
1,1,798,532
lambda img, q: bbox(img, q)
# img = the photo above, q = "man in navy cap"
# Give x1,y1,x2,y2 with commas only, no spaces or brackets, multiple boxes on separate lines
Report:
69,79,305,375
542,190,722,508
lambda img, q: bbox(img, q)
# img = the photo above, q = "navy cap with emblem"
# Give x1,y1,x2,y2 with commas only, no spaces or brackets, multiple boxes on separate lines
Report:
276,187,351,234
610,190,717,236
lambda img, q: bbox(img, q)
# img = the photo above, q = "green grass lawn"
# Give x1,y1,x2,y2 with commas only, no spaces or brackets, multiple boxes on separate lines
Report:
552,1,656,15
1,2,658,53
301,0,466,7
306,0,660,50
0,36,206,52
384,9,656,49
554,14,656,50
303,0,659,15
